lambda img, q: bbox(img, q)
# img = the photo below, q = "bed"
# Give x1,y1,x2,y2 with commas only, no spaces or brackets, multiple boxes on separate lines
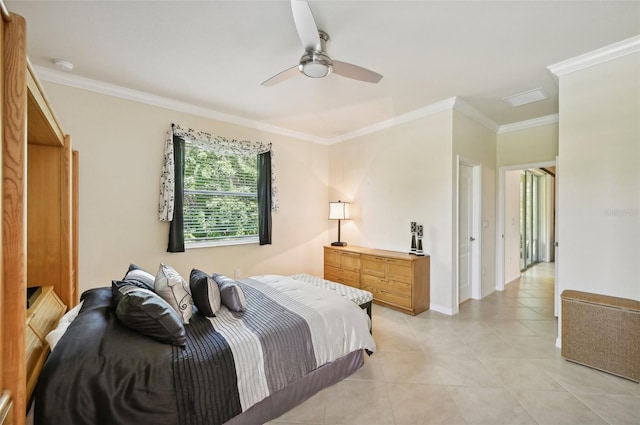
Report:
34,268,375,425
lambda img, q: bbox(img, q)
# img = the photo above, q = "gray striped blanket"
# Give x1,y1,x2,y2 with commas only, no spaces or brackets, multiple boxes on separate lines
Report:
173,275,376,425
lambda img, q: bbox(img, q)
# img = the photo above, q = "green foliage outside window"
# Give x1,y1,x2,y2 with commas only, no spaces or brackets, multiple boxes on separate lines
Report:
183,142,258,243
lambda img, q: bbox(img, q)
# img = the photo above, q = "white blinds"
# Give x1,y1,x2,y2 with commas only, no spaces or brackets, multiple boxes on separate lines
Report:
183,142,259,244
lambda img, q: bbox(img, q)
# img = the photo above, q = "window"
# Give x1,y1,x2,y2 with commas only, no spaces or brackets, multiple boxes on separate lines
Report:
160,124,275,252
183,141,259,246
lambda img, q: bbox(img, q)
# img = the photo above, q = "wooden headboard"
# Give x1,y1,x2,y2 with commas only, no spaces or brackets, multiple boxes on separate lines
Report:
25,287,66,403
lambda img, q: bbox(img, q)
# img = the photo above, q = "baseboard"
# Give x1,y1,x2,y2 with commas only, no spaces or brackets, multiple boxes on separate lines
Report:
429,303,454,316
481,288,495,299
505,274,521,286
555,336,562,349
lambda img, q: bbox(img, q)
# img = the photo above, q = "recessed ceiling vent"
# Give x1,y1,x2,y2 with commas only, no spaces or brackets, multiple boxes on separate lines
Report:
503,87,547,107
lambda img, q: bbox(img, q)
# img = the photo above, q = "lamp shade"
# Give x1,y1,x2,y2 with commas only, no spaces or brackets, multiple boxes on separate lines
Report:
329,201,350,220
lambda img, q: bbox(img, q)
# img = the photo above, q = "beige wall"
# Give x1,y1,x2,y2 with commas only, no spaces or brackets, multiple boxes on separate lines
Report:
42,82,330,294
42,78,567,315
452,111,497,299
557,52,640,304
497,122,558,167
329,111,455,312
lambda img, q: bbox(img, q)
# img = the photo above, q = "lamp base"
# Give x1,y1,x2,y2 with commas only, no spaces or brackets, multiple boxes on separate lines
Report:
331,241,347,246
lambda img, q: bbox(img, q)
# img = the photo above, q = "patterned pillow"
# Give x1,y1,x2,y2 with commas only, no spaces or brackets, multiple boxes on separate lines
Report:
189,269,221,317
155,264,193,324
122,264,155,291
212,274,247,312
114,285,186,346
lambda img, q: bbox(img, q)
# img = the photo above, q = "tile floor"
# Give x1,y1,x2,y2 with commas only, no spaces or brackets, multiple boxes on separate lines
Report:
268,262,640,425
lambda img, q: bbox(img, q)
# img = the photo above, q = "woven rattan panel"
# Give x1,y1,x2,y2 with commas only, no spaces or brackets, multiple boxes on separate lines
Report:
561,290,639,382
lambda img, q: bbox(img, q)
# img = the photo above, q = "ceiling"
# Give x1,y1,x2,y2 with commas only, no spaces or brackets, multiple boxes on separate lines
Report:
6,1,640,143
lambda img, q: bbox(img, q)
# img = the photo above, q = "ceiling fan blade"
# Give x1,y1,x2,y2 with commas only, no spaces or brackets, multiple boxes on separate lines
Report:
261,65,300,87
332,60,383,84
291,0,321,52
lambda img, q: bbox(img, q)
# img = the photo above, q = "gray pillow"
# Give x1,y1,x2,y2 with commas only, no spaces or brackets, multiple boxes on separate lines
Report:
123,264,155,291
189,268,221,317
114,285,186,347
213,274,247,312
155,264,193,324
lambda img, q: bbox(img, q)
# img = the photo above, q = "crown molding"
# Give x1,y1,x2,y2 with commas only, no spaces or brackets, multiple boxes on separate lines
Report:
33,66,329,145
36,66,542,145
329,97,457,144
547,35,640,83
453,98,500,133
498,114,559,134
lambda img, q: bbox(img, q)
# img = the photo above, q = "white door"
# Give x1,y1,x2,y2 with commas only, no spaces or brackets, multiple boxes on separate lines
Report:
554,156,559,317
459,164,473,303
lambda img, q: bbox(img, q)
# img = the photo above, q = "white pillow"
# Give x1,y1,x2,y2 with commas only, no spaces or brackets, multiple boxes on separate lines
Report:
60,299,84,324
155,263,193,324
46,300,85,350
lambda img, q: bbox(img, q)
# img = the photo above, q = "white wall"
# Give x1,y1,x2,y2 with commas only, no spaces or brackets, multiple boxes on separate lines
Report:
497,122,558,167
328,111,455,313
452,111,497,300
42,82,330,294
504,170,521,284
557,52,640,303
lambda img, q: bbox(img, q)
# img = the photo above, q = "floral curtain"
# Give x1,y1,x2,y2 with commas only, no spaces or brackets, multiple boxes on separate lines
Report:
158,124,279,222
159,124,277,251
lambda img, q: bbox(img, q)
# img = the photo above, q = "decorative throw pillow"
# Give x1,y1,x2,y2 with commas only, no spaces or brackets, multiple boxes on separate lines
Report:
212,274,247,312
189,269,221,317
112,280,135,304
155,264,193,324
114,285,186,346
122,264,155,291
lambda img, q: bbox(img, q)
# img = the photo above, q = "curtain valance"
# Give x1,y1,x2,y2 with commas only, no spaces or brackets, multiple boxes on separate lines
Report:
159,124,278,222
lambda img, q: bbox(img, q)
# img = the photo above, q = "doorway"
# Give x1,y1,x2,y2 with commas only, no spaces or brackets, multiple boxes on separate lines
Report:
497,161,556,292
457,157,481,307
520,169,547,271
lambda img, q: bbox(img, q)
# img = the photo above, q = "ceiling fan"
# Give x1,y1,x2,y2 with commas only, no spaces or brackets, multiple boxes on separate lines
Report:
261,0,383,86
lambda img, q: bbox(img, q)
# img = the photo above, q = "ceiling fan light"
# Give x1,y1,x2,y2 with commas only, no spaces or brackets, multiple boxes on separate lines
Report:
299,51,333,78
300,61,332,78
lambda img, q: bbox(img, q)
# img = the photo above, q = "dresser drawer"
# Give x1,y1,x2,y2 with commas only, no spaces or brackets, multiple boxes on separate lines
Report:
361,283,412,309
361,255,385,277
340,252,361,271
361,274,412,309
362,255,413,283
361,274,412,297
324,247,361,271
385,259,413,284
324,265,360,288
324,248,342,268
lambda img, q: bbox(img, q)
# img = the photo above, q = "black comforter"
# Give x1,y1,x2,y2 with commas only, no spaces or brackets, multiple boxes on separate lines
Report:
34,276,375,425
35,288,180,425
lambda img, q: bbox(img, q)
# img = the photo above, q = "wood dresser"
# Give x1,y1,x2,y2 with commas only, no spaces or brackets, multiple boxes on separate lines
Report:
324,246,430,315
